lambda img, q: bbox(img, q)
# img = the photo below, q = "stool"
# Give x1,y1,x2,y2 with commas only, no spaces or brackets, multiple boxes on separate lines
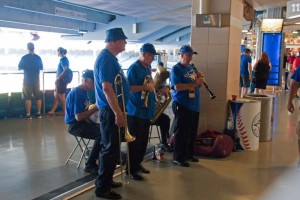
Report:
148,124,162,143
65,136,91,168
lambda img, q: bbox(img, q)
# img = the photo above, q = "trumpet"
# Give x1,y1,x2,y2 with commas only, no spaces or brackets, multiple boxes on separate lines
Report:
191,64,216,100
114,74,136,183
141,75,152,108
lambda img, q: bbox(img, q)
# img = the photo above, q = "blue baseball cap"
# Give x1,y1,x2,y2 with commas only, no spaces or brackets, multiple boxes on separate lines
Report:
158,61,164,66
82,69,94,81
140,43,159,55
105,28,128,42
179,45,198,55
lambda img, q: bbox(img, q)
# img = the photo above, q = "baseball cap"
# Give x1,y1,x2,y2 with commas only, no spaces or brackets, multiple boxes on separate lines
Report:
140,43,159,55
105,28,128,42
82,69,94,81
179,45,198,55
27,42,35,50
158,61,164,66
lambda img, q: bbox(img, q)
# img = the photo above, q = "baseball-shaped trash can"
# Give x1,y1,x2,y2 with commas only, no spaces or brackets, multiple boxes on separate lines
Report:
244,94,273,142
229,99,261,151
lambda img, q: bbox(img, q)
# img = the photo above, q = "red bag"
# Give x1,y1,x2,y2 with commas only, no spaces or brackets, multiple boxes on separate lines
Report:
194,129,234,158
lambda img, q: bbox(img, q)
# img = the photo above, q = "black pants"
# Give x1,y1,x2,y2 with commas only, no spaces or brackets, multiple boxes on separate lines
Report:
151,113,170,144
95,107,120,192
127,115,150,173
68,121,101,167
172,102,199,162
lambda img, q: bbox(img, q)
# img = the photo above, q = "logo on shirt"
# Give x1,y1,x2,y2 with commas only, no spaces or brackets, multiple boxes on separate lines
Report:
184,69,197,81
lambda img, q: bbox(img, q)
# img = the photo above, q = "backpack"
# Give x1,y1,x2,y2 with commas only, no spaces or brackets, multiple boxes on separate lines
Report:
63,68,73,84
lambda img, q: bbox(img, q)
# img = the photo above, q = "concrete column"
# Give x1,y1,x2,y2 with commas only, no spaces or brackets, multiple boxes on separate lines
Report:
191,0,243,133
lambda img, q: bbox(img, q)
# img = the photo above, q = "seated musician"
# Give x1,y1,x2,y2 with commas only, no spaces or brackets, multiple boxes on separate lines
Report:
65,69,101,174
151,62,172,152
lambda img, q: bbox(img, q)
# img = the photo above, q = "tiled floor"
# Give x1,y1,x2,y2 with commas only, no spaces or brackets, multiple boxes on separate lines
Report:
0,91,300,200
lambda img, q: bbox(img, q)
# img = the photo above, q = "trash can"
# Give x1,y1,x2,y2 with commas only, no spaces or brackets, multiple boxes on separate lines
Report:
244,94,273,142
229,99,261,151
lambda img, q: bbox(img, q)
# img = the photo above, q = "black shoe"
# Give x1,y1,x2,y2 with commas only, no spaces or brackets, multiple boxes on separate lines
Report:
128,172,143,180
161,144,173,152
138,165,150,174
84,164,98,174
173,160,190,167
111,181,122,188
95,189,122,199
187,156,199,162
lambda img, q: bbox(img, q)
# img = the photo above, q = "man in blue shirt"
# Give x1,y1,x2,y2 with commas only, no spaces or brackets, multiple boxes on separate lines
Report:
18,42,43,119
170,45,204,167
126,43,158,180
65,70,101,174
94,28,130,199
287,66,300,113
240,48,252,98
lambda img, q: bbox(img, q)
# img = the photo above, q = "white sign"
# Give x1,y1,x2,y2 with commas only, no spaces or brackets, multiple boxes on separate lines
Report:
55,7,87,20
287,1,300,19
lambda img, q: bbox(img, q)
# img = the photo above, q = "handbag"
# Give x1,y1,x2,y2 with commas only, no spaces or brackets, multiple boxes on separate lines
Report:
194,129,234,158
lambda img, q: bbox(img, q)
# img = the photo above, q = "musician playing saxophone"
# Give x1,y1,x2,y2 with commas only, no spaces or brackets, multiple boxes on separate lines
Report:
170,45,204,167
65,70,101,174
126,43,158,180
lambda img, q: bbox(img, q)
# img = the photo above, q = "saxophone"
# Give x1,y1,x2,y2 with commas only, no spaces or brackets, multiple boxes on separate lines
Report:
150,67,172,124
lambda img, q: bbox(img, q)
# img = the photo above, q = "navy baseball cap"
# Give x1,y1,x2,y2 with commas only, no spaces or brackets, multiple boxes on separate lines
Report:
140,43,159,55
158,61,164,66
179,45,198,55
105,28,128,42
82,69,94,81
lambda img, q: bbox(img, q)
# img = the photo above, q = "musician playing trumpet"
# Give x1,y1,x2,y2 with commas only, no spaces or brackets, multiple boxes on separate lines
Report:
65,70,101,174
170,45,204,167
126,43,158,180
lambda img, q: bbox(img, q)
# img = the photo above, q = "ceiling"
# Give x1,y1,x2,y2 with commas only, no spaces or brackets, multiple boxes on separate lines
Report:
0,0,295,45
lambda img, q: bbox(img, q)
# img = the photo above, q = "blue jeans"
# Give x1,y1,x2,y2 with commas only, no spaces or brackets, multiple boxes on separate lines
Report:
95,107,120,191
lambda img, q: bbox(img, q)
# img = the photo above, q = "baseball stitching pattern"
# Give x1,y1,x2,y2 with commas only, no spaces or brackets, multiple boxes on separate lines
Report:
237,106,250,150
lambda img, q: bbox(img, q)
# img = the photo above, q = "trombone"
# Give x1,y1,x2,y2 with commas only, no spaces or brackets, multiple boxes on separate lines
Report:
114,74,135,184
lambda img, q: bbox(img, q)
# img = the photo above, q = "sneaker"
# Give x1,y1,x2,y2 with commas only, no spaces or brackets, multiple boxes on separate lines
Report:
95,189,121,199
84,164,99,174
36,113,42,119
25,115,32,120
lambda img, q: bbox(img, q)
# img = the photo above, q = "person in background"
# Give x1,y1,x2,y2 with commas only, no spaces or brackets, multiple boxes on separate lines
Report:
282,52,289,91
18,42,43,119
253,52,272,94
65,70,101,174
287,51,296,91
48,47,69,116
94,28,129,199
170,45,204,167
126,43,158,180
240,48,252,98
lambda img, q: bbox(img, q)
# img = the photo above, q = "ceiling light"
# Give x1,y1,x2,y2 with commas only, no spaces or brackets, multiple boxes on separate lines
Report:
295,22,300,25
293,31,298,34
78,29,88,34
242,30,248,33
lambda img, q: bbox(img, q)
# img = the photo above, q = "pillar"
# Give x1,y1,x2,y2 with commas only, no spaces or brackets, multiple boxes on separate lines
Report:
190,0,243,133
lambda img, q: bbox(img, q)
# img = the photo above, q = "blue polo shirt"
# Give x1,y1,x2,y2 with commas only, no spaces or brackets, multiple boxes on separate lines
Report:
170,62,200,112
292,66,300,82
126,60,155,120
65,87,89,124
94,49,131,109
56,57,69,77
18,54,43,87
240,54,252,75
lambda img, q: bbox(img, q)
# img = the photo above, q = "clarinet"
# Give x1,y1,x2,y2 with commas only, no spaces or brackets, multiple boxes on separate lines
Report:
191,64,216,100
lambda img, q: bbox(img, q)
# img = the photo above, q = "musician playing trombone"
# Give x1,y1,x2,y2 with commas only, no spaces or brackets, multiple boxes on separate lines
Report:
126,43,158,181
170,45,204,167
65,70,101,174
94,28,130,199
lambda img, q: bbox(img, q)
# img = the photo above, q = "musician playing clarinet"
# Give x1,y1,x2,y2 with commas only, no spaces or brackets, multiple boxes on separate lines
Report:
126,43,158,180
65,70,101,174
170,45,204,167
